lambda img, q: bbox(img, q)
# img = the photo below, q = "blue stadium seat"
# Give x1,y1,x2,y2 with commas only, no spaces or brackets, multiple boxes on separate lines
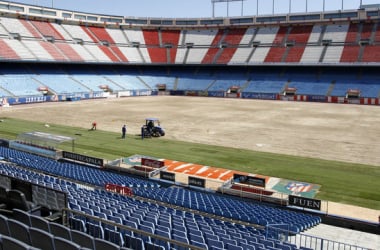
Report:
69,217,86,232
240,242,257,250
29,214,50,232
226,243,244,250
0,148,323,250
54,236,81,250
7,218,31,245
49,222,72,240
94,238,120,250
86,221,104,239
29,227,55,250
0,214,10,236
70,229,95,250
207,238,224,250
12,209,31,226
1,235,39,250
125,235,144,250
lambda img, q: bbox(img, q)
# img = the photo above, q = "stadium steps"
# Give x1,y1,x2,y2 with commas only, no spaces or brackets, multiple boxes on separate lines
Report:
40,41,69,61
182,46,191,64
20,40,38,59
136,76,152,90
82,44,99,62
281,26,292,47
157,29,163,47
248,27,260,47
281,81,291,93
19,19,43,39
318,44,328,62
103,76,125,91
173,77,179,91
0,85,15,97
205,79,218,91
281,46,291,62
31,77,57,95
369,22,378,44
201,30,224,64
245,46,257,63
211,30,228,64
136,47,146,63
357,45,366,62
240,78,252,92
317,25,327,45
85,27,121,62
166,47,171,63
326,81,336,96
0,22,10,37
213,47,224,64
356,23,363,43
180,30,187,47
68,76,93,91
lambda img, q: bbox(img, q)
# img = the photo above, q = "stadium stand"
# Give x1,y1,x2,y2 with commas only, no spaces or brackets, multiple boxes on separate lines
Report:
0,1,379,249
0,7,379,104
0,148,320,246
0,153,370,250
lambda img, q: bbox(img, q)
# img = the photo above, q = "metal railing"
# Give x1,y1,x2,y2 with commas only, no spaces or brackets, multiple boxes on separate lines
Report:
266,224,370,250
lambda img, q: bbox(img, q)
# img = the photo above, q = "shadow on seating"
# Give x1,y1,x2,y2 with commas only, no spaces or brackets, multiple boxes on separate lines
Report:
29,227,55,250
1,234,40,250
71,229,95,249
7,189,40,213
54,236,82,250
0,186,8,209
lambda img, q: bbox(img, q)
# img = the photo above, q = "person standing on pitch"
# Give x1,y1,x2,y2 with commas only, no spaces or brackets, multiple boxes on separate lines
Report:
91,121,97,130
122,124,127,139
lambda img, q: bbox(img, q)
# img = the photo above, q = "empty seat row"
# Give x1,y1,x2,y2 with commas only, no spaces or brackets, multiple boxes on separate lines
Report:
0,149,315,250
0,146,159,188
0,187,39,212
0,212,127,250
0,163,283,249
134,187,321,232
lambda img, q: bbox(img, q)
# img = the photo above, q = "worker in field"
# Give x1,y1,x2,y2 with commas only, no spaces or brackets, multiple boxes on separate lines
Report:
91,121,97,130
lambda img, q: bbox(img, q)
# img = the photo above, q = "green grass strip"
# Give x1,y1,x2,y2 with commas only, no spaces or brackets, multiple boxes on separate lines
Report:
0,117,379,210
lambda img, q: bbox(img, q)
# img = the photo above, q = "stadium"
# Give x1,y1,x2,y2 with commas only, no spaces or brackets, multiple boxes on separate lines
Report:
0,0,379,249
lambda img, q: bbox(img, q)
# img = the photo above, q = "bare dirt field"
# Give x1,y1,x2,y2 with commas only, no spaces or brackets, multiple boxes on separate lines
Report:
3,96,380,166
1,96,380,222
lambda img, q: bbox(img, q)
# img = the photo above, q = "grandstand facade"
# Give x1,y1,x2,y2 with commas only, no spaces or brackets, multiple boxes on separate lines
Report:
0,1,380,105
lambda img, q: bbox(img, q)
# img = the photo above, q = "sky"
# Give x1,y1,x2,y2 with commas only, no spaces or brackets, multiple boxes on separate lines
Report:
6,0,380,18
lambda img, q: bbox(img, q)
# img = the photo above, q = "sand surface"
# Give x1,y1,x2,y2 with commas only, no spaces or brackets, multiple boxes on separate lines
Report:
1,96,379,222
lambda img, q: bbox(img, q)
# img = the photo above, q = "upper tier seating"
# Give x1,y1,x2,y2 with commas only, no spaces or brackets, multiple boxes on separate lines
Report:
0,16,379,65
323,24,349,43
255,27,280,45
29,20,65,40
182,29,218,46
0,17,35,38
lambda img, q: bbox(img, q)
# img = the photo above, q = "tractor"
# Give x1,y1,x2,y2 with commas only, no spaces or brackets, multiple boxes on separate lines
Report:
141,118,165,138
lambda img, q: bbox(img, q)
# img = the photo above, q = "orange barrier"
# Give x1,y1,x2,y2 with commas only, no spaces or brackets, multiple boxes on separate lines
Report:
163,159,254,182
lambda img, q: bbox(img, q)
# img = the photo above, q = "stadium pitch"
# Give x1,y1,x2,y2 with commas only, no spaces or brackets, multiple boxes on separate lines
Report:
0,96,379,221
